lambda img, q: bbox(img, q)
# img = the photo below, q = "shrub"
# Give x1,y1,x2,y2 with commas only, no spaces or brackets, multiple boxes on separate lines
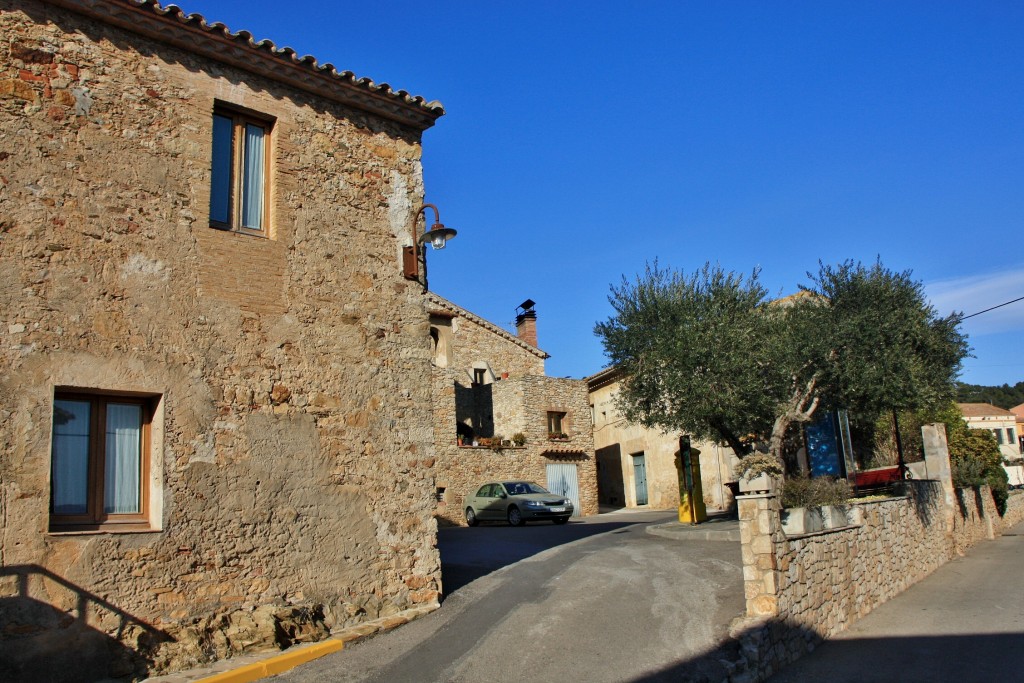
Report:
511,432,526,447
781,476,852,509
950,427,1008,515
734,453,784,481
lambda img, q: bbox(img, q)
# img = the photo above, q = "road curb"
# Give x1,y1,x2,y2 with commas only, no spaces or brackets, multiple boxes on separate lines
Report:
147,602,441,683
645,521,741,542
195,639,344,683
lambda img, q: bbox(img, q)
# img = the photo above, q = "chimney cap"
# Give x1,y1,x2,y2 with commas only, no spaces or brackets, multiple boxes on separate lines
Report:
516,299,536,315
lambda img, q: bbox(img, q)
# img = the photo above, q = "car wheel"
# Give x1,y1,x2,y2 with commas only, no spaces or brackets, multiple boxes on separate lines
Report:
553,517,569,525
507,506,524,526
466,507,479,527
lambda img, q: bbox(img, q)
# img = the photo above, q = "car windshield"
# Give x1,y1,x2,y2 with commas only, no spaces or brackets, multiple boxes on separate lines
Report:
502,481,549,495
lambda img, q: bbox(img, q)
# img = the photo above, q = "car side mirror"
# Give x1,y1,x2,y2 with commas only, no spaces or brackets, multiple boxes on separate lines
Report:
498,491,507,499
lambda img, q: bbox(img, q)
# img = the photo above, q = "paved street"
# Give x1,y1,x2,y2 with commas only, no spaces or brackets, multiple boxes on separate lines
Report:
277,509,745,683
768,520,1024,683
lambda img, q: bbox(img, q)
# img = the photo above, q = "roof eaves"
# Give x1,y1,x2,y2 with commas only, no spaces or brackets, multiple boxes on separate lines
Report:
426,293,549,359
43,0,444,131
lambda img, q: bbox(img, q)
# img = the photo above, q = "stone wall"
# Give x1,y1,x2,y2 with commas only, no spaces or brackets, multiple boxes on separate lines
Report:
427,299,597,527
1,2,442,678
434,374,598,526
732,425,1024,681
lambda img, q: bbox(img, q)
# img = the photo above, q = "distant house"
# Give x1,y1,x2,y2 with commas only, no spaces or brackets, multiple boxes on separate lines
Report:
1011,403,1024,453
586,368,737,512
428,295,598,525
2,0,446,677
958,403,1021,460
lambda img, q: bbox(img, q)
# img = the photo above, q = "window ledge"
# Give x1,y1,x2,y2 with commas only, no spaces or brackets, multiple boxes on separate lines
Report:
48,526,162,536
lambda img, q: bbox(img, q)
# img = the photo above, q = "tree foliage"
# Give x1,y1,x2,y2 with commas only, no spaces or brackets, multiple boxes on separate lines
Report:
956,381,1024,410
595,259,969,463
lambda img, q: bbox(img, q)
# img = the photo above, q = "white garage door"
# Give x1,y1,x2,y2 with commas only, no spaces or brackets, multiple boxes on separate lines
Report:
546,463,581,518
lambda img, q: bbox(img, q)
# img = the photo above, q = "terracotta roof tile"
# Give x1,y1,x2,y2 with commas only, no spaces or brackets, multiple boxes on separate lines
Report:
958,402,1016,418
44,0,444,129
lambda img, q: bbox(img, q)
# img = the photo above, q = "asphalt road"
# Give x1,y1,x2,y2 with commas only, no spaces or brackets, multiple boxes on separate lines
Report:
768,521,1024,683
277,509,745,683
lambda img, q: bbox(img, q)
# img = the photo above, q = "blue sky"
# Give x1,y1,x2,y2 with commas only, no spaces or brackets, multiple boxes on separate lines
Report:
178,1,1024,386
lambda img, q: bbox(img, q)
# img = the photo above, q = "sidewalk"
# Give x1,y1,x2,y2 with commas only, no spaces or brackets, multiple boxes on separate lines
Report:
767,520,1024,682
646,510,741,542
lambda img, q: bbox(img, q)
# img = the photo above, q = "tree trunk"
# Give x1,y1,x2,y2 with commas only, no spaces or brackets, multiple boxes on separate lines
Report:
768,374,821,461
713,421,749,460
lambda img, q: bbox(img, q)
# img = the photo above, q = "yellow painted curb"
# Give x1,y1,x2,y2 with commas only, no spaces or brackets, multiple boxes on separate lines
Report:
196,639,344,683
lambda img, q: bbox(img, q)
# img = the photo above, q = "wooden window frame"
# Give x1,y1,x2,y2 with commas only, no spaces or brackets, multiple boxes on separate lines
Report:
547,410,569,439
210,104,273,236
49,391,155,533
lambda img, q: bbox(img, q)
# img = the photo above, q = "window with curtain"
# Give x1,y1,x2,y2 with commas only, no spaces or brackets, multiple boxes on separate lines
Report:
50,392,152,531
209,105,272,234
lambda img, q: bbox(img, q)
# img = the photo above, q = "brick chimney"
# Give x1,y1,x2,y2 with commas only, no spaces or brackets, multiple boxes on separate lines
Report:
515,299,537,347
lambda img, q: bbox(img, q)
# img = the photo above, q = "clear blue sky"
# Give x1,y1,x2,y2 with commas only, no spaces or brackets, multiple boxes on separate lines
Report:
178,0,1024,386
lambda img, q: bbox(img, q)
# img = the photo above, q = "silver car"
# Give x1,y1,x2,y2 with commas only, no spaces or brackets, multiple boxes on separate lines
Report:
465,481,574,526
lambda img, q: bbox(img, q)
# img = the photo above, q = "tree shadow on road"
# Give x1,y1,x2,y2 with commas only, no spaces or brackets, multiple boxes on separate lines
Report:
438,514,671,596
624,615,1024,683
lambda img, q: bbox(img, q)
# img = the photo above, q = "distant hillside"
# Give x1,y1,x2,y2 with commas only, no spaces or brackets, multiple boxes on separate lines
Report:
956,382,1024,410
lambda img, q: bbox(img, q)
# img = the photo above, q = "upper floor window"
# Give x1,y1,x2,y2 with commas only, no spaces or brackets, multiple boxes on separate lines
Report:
50,391,155,531
548,411,567,439
210,106,272,234
473,368,487,386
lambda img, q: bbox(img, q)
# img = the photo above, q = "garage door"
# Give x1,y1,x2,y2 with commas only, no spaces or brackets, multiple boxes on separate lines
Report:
546,463,581,518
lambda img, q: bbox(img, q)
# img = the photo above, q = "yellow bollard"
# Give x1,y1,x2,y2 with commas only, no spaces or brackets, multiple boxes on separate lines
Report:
676,448,707,524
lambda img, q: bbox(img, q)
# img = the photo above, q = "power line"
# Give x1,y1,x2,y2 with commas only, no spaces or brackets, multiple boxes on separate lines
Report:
961,295,1024,320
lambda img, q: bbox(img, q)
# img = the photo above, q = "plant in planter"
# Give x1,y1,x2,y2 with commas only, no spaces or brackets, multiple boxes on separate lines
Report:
511,432,527,447
734,453,783,493
548,432,569,441
780,476,853,534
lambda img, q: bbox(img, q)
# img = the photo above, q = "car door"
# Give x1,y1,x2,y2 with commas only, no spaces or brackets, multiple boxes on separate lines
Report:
482,483,507,519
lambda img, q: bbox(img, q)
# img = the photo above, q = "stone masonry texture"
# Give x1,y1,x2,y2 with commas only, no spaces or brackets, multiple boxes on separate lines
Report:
426,295,597,527
1,1,444,678
728,423,1024,682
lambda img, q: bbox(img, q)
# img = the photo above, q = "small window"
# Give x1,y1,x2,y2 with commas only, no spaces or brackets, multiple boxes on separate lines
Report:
548,411,567,438
994,429,1005,445
210,106,272,234
473,368,487,386
50,391,154,531
1008,427,1016,444
435,487,446,503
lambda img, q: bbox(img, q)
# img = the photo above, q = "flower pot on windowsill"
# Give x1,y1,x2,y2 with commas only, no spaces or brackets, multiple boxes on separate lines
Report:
737,473,778,494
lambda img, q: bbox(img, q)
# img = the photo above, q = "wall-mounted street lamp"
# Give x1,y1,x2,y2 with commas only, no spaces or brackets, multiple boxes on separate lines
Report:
403,203,457,288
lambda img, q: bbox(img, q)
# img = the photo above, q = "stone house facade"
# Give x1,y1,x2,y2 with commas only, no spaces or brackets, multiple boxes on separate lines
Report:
428,294,598,525
1,0,447,678
587,367,737,513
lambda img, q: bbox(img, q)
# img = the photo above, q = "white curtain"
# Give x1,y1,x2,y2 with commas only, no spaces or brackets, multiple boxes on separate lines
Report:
104,403,141,514
52,400,90,514
241,123,265,230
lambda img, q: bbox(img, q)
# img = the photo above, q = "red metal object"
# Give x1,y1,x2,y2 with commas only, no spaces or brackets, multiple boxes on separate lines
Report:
854,466,902,488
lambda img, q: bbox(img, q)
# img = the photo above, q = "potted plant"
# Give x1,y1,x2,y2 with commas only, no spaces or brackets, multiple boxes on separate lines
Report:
548,431,569,441
734,453,783,494
780,476,852,535
511,432,526,447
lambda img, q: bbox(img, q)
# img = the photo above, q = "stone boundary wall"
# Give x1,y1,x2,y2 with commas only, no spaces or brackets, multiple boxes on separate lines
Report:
731,423,1024,681
733,485,1023,681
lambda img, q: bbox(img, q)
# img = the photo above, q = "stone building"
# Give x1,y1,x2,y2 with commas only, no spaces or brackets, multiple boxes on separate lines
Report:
1,0,447,678
587,367,737,512
428,295,598,525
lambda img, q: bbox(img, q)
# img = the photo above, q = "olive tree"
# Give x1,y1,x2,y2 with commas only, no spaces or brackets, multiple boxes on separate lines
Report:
594,259,969,463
